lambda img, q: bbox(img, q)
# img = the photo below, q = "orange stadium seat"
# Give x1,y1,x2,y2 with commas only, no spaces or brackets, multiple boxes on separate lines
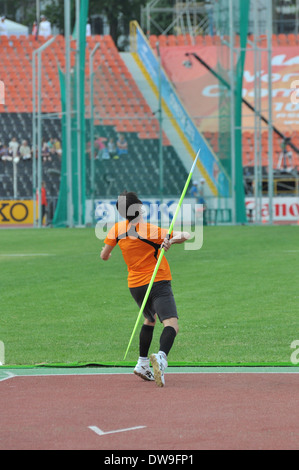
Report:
195,35,204,45
204,35,214,46
148,35,158,48
157,35,167,46
277,34,288,45
177,35,186,46
167,35,177,46
272,34,279,47
288,34,297,45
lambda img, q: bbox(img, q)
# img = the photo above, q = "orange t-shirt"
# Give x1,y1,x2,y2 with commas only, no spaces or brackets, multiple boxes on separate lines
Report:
104,220,172,288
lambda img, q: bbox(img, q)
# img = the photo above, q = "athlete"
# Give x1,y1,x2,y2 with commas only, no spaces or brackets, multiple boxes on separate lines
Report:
100,191,190,387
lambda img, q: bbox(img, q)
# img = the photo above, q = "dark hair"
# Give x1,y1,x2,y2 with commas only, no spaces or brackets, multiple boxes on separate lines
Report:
116,191,142,222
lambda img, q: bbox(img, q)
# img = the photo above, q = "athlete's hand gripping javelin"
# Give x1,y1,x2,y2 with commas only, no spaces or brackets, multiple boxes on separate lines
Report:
161,232,191,252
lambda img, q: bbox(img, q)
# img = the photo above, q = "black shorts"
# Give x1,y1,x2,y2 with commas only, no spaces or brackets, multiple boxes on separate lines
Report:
129,280,178,323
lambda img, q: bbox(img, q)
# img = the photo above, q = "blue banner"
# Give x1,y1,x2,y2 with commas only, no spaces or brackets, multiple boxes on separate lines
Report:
135,26,230,197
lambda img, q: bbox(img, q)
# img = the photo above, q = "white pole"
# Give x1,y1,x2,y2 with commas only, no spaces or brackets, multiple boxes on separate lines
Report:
156,41,163,206
65,0,74,227
32,36,55,228
37,49,42,228
253,1,262,224
267,1,273,224
90,43,100,226
229,0,236,225
13,158,17,200
32,51,37,227
76,0,82,226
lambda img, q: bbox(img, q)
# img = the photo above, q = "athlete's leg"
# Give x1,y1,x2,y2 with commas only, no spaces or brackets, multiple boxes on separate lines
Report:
139,315,156,358
158,318,178,359
150,281,179,387
134,315,156,382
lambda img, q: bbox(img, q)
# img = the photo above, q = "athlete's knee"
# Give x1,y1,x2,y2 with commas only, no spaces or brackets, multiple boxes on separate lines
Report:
163,317,179,335
144,317,156,327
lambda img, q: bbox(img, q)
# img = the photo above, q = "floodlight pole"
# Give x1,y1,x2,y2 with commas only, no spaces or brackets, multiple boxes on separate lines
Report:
32,36,55,228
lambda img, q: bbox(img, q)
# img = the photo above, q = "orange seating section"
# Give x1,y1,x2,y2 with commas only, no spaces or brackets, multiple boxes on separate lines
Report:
1,33,298,165
204,131,299,168
0,34,170,143
148,33,299,48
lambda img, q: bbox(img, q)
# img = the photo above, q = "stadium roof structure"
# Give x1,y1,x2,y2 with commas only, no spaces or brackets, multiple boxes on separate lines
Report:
2,18,29,37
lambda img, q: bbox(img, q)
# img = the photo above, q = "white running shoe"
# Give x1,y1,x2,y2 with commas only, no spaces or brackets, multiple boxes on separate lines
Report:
150,353,168,387
134,360,155,382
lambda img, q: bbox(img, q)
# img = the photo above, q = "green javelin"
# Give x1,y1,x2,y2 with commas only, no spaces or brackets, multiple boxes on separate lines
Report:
123,149,200,360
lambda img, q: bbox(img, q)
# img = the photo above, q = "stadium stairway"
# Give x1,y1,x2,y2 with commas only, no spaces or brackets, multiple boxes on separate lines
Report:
120,51,205,188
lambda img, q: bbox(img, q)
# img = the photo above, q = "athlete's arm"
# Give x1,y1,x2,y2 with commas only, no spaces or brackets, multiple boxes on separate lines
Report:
101,244,114,261
161,231,190,252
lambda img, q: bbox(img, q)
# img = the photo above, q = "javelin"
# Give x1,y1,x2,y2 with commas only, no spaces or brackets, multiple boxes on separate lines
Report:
123,149,200,360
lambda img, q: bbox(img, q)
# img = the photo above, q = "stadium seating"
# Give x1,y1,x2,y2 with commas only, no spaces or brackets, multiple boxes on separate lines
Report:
203,130,299,170
86,124,187,197
0,34,187,204
0,112,187,200
148,33,299,48
0,33,298,207
0,34,164,141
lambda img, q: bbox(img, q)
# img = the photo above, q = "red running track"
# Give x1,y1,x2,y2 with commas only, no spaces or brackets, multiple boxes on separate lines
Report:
0,372,299,450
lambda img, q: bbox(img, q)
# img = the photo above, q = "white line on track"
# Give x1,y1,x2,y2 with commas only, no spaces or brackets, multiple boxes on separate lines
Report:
0,371,15,382
89,425,146,436
0,367,299,382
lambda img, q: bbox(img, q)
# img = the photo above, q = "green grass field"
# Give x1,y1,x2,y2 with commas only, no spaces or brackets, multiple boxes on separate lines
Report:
0,225,298,366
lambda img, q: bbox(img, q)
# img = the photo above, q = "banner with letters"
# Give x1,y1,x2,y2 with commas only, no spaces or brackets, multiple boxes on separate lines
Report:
87,197,299,226
161,44,299,133
245,197,299,223
0,200,34,225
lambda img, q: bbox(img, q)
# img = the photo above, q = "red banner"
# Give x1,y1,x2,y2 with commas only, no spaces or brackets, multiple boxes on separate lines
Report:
161,45,299,134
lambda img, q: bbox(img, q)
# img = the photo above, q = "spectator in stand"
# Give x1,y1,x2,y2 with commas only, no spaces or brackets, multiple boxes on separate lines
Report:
0,142,9,161
198,178,207,226
47,137,57,158
42,139,50,161
95,136,107,159
53,138,62,157
116,133,128,156
39,15,52,38
0,16,8,37
36,181,48,227
9,137,19,161
190,179,207,225
32,21,38,38
19,140,32,161
86,20,91,37
108,137,118,159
